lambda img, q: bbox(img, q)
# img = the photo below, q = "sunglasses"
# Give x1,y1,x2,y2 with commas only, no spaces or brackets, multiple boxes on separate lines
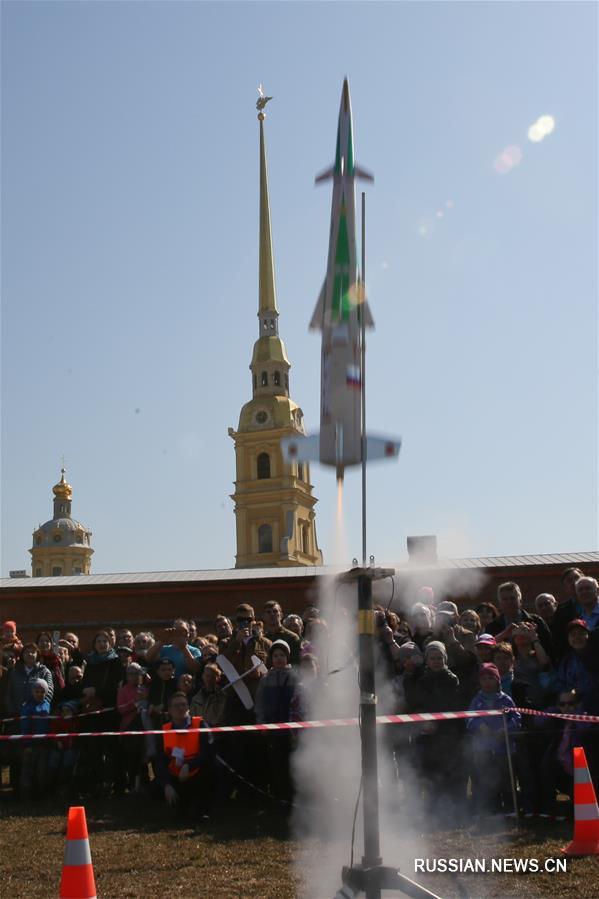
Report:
236,617,253,625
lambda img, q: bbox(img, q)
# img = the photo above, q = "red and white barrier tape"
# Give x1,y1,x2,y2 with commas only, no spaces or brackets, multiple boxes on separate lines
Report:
0,705,117,724
1,706,598,741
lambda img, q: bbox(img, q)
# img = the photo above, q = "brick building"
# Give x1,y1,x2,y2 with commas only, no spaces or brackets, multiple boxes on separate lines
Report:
2,551,598,647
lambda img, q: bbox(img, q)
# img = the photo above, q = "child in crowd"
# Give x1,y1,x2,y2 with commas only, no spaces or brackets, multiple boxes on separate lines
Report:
492,642,515,697
467,663,520,816
19,678,51,799
255,640,298,801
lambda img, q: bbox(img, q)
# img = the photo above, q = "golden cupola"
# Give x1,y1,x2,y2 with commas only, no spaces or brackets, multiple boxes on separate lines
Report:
30,468,94,577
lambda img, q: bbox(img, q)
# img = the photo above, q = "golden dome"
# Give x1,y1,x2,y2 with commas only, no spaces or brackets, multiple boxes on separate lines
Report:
52,468,72,500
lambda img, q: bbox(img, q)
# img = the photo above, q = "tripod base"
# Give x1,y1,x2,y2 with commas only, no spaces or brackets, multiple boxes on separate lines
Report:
335,863,443,899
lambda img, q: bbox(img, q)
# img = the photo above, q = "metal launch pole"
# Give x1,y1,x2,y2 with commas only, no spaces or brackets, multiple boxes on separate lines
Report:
336,195,441,899
360,191,367,569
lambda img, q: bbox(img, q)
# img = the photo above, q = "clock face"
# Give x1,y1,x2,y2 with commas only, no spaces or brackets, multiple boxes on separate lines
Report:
255,410,268,424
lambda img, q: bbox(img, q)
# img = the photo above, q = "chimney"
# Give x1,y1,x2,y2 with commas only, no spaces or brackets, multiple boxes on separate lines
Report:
406,535,438,564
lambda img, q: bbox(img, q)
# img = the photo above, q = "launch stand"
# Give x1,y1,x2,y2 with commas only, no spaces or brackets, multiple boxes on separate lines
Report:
334,566,442,899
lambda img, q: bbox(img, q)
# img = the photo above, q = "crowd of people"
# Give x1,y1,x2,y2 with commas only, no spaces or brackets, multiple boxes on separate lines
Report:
1,566,598,823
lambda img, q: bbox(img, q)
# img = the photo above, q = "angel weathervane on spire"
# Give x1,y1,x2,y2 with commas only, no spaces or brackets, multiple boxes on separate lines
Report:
256,84,273,113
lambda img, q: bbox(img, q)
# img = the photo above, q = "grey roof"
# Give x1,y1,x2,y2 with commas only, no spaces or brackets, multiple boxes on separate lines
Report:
2,551,598,590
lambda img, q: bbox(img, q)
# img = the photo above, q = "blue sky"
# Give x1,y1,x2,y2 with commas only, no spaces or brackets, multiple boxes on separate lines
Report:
1,1,597,577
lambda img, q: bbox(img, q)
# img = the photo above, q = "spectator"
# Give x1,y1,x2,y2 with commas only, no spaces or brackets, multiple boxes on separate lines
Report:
574,577,599,631
492,642,514,697
475,633,497,664
147,658,178,725
105,628,117,648
555,620,599,712
434,613,478,706
177,673,195,698
408,603,434,651
132,631,155,665
459,609,481,637
534,594,557,626
146,619,202,677
187,621,198,643
19,679,51,799
155,692,203,816
487,582,554,660
61,631,85,668
255,640,299,801
404,641,463,815
117,629,135,650
511,622,553,710
2,620,22,654
391,642,423,713
262,601,301,665
466,663,520,815
5,644,54,716
476,602,499,633
551,568,585,660
116,645,134,669
75,631,123,795
116,662,146,793
301,617,329,664
219,604,271,714
190,663,227,727
283,614,304,639
289,653,320,722
537,689,595,819
255,641,299,724
1,644,19,715
59,665,84,706
214,615,233,646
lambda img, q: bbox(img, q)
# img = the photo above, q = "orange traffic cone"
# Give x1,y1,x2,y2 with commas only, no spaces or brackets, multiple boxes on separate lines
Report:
562,746,599,856
59,806,97,898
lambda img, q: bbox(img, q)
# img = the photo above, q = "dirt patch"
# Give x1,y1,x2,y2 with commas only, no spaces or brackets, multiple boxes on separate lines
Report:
1,794,598,898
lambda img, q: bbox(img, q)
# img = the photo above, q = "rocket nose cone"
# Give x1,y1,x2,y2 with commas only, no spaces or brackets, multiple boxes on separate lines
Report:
341,78,350,113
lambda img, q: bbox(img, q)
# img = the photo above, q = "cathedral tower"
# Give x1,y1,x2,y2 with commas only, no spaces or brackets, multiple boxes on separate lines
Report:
229,98,322,568
30,469,93,576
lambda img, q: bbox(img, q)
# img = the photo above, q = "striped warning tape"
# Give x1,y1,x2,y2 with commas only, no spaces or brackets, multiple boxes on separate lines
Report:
1,707,598,741
0,705,117,724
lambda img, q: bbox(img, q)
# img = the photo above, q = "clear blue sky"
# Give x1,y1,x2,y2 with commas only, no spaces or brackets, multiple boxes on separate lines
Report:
1,1,597,577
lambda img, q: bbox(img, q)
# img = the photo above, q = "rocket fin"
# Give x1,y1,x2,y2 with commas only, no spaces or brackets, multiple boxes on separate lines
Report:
354,164,374,183
281,434,320,464
361,299,375,328
309,280,327,330
365,433,402,462
315,165,335,184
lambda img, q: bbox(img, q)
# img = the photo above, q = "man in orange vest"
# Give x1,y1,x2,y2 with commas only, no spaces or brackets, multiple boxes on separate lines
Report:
156,691,203,812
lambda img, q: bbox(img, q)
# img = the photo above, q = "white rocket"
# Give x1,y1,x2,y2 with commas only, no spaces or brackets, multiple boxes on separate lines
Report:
282,79,401,481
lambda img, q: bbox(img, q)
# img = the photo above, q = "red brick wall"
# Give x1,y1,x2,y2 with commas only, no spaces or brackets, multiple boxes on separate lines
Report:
3,561,598,649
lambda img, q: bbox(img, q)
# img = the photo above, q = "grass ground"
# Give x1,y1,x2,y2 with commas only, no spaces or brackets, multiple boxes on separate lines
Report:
2,789,599,899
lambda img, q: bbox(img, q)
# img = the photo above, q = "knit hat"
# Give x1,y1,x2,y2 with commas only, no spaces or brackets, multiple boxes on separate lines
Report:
479,663,501,684
30,678,49,694
269,639,291,658
2,620,17,633
126,661,143,673
437,601,458,617
424,640,448,664
397,642,423,663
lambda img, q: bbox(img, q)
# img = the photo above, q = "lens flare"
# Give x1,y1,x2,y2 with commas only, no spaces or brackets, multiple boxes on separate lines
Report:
537,114,555,135
527,114,556,143
493,144,523,174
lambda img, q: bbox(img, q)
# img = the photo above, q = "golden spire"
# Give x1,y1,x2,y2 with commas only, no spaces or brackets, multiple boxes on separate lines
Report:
258,87,278,315
52,467,72,500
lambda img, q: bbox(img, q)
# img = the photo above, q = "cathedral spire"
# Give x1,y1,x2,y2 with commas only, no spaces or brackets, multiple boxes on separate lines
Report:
258,108,278,325
227,87,322,569
251,91,290,399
